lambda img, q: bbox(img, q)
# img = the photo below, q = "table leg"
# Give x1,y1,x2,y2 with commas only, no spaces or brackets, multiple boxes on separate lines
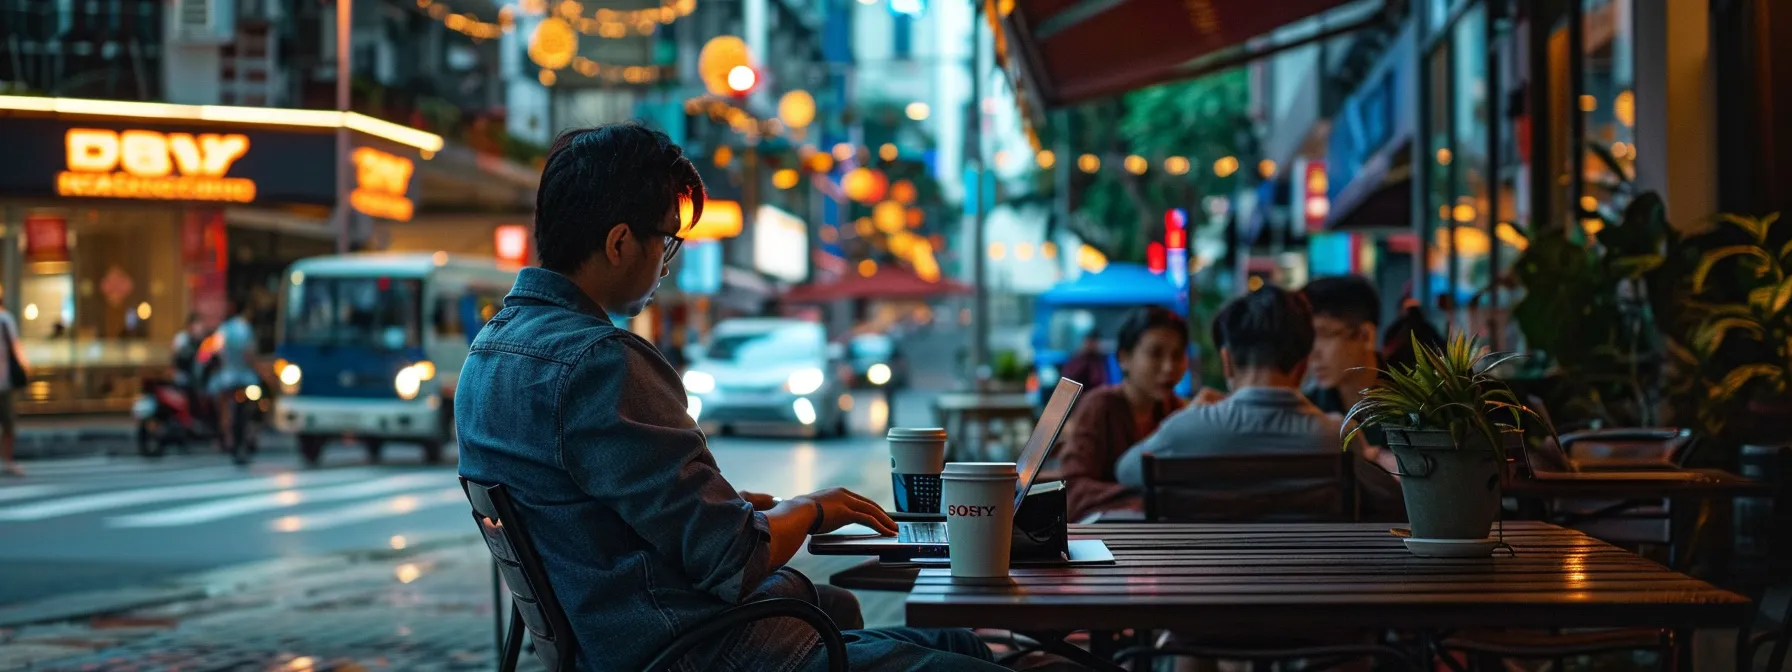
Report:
1672,628,1693,672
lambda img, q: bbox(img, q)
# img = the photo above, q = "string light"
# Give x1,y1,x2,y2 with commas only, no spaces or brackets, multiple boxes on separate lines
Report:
554,0,699,38
568,57,671,84
416,0,511,41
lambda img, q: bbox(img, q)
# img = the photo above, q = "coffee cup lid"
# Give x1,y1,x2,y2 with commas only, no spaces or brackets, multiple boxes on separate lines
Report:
943,462,1017,478
887,427,948,441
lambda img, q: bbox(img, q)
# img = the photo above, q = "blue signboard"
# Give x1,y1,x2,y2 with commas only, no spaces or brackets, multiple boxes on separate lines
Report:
678,240,723,295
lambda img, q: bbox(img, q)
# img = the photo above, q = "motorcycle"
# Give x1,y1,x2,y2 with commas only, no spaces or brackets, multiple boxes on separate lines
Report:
219,382,265,466
132,377,264,464
132,378,216,458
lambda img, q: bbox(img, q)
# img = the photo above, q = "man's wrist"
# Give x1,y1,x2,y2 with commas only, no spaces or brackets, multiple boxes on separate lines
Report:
806,499,825,535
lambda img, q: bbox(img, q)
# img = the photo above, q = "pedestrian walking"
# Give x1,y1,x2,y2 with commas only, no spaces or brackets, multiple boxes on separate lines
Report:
0,296,28,477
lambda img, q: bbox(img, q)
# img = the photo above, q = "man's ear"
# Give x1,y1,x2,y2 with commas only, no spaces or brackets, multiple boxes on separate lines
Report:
1291,359,1310,381
603,224,632,266
1362,323,1380,350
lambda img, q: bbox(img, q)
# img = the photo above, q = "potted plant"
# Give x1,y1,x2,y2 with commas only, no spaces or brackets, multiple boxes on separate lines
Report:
1344,333,1539,557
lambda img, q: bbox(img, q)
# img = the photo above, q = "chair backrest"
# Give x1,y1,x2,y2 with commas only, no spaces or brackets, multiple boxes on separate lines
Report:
461,478,578,672
1141,452,1358,523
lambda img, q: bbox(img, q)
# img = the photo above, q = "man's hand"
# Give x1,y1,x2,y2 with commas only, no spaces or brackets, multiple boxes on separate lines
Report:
738,491,778,511
788,487,898,536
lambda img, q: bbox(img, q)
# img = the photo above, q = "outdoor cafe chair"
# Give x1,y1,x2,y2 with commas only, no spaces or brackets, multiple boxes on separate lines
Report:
1132,452,1415,670
1140,452,1358,523
1739,590,1792,672
459,477,850,672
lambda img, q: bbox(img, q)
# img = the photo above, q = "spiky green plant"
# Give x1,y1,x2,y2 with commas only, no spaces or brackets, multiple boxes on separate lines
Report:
1342,332,1541,454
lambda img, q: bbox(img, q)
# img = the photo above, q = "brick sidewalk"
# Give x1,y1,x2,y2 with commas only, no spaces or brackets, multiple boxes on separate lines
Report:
0,538,901,672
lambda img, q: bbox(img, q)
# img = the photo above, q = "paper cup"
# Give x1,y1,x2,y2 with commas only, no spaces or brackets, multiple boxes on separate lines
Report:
888,427,948,514
942,462,1017,581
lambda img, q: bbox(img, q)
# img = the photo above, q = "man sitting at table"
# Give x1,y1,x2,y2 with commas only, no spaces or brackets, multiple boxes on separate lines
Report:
1113,286,1403,518
457,123,1058,671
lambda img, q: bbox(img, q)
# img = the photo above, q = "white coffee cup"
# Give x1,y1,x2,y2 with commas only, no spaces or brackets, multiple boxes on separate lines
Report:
941,462,1017,581
888,428,948,513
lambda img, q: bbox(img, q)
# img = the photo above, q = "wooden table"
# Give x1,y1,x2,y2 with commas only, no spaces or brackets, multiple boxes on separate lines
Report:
835,522,1752,669
1506,469,1778,576
932,392,1035,461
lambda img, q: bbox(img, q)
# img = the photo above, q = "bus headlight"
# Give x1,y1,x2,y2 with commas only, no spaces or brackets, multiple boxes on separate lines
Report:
412,360,436,381
278,363,303,393
786,368,825,395
683,370,716,394
395,366,422,400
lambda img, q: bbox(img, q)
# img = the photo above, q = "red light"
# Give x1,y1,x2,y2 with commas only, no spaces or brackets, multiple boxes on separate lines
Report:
1164,208,1186,232
1166,229,1186,250
377,277,391,291
495,225,530,265
1146,242,1166,274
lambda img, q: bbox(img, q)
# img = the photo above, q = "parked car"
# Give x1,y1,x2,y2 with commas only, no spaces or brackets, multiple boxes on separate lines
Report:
682,319,851,438
846,333,909,389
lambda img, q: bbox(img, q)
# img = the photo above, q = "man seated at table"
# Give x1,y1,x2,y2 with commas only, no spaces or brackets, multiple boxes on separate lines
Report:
457,123,1052,671
1113,286,1403,519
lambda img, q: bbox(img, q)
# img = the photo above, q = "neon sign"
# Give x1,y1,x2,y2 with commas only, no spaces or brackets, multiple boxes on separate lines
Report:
349,147,416,221
56,128,255,202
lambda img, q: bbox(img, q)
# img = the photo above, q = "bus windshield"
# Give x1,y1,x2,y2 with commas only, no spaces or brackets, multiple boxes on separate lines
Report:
284,276,423,350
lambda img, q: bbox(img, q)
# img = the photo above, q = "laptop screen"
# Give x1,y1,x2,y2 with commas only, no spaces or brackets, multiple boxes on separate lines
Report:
1011,378,1084,511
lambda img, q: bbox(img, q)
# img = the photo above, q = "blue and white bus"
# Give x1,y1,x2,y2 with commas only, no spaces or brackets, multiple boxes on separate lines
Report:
273,253,517,466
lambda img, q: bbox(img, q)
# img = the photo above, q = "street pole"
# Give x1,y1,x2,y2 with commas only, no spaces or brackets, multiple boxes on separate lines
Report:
967,3,989,389
334,0,353,255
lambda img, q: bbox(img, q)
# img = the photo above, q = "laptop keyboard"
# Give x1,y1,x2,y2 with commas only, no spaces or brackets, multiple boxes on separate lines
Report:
897,521,948,544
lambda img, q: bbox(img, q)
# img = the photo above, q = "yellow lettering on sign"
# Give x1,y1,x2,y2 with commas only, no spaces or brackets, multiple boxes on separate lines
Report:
348,147,416,221
57,128,256,203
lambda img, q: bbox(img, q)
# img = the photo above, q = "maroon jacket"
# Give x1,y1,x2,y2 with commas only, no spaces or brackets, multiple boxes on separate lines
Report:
1058,384,1181,521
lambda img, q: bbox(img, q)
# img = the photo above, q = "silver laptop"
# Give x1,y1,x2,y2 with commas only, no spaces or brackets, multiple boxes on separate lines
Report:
893,378,1083,547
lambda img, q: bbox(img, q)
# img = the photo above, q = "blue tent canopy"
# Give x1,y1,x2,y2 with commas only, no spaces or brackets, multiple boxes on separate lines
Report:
1037,262,1184,311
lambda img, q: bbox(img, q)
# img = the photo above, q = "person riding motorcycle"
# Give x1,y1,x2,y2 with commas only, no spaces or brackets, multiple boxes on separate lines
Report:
207,299,261,458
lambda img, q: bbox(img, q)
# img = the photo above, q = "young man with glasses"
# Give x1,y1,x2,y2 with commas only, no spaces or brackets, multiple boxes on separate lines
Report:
455,124,1025,671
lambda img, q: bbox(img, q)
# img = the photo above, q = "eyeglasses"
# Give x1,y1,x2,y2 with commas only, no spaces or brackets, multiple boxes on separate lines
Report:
632,224,684,265
660,233,684,265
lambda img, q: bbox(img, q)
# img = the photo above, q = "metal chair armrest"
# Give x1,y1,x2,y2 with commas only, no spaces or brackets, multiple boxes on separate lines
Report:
639,598,848,672
1558,428,1686,453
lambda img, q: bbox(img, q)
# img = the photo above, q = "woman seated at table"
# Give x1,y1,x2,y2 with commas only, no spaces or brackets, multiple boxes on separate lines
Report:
1058,306,1192,522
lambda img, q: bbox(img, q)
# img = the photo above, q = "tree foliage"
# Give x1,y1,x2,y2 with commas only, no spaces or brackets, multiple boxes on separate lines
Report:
1034,70,1259,261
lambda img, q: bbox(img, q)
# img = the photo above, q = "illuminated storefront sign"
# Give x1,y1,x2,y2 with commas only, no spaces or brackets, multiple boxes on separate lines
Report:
349,147,416,221
684,199,743,240
0,113,430,212
57,128,256,203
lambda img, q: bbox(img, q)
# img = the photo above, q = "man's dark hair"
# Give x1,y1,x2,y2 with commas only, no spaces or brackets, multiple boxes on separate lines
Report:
1116,306,1188,355
1214,287,1315,372
1303,275,1380,328
534,123,706,273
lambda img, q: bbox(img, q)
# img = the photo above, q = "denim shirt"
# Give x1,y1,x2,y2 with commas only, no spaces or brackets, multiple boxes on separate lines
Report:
457,268,818,672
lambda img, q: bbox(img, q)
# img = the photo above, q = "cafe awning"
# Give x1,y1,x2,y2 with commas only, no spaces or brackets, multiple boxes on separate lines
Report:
995,0,1381,109
782,266,971,304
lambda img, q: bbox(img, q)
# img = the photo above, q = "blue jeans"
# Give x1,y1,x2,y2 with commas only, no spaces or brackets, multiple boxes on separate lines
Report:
802,627,1007,672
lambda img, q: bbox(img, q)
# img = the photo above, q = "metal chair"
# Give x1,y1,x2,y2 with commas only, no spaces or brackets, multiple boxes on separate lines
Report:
1141,452,1358,523
460,478,849,672
1740,593,1792,672
1132,452,1393,670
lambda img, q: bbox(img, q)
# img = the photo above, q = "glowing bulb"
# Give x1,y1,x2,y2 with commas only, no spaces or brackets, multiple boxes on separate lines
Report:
726,65,756,93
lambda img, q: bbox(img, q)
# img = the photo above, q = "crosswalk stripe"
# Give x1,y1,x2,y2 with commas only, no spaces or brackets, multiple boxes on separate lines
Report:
106,474,452,528
0,469,376,521
0,484,67,503
270,487,466,532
